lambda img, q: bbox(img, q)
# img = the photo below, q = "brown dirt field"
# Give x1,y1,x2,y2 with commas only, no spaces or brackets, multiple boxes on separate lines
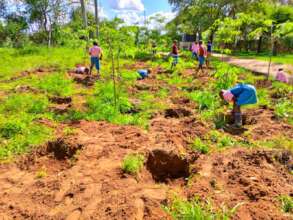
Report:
0,119,292,219
0,62,292,220
187,149,293,220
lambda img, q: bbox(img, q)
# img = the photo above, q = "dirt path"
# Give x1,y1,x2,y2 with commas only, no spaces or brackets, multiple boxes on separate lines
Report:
213,54,293,84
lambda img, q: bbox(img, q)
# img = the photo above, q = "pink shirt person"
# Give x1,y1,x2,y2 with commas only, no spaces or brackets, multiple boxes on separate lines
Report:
191,43,199,53
276,69,288,83
89,45,102,58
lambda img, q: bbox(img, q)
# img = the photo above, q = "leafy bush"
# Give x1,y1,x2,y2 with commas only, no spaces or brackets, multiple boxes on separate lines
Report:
1,94,48,114
189,91,217,111
0,114,51,160
275,100,293,123
86,81,133,123
272,81,292,99
257,89,271,107
279,195,293,213
37,73,74,97
214,63,238,91
122,153,145,175
191,137,209,154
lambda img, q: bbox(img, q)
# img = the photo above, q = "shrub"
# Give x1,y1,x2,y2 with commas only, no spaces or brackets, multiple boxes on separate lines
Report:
122,153,145,175
1,94,48,114
257,89,271,107
0,113,52,160
37,73,73,97
214,63,238,91
191,138,209,154
86,81,133,123
275,100,293,122
189,91,217,111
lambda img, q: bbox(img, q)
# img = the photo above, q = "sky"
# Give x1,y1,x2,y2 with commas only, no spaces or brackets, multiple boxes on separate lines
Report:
101,0,172,16
98,0,175,28
5,0,175,29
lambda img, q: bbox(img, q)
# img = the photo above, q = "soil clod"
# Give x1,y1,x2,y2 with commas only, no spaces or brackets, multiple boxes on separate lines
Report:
146,149,190,182
47,138,83,160
49,96,72,104
164,108,191,118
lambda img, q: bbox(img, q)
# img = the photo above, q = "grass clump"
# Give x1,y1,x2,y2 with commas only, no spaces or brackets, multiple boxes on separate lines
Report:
279,195,293,214
164,196,240,220
35,169,47,179
191,137,209,154
122,153,145,175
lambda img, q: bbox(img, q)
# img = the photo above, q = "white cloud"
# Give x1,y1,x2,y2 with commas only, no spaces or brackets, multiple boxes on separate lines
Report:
87,5,108,20
117,10,176,31
109,0,144,12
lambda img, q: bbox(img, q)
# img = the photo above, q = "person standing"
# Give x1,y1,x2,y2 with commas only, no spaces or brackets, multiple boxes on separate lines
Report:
191,41,198,60
171,40,179,69
89,41,103,76
206,41,212,68
197,41,206,72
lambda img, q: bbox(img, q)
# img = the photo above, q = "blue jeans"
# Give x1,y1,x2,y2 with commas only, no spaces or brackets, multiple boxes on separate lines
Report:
198,56,205,65
91,57,100,70
172,54,179,65
192,52,198,60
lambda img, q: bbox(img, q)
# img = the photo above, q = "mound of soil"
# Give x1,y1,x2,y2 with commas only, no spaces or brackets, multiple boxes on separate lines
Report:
71,73,98,86
187,149,293,220
124,61,149,70
49,96,72,104
165,108,192,118
223,108,293,140
255,79,272,88
14,85,39,93
49,103,72,114
146,149,190,182
46,138,83,160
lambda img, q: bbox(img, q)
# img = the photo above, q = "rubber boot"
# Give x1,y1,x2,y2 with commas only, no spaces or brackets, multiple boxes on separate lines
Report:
234,112,243,128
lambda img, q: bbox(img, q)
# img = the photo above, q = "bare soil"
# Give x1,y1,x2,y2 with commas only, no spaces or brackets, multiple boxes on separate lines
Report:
0,62,292,220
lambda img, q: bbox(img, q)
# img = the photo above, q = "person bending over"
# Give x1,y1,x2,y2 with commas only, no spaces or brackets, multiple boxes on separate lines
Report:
276,68,289,83
75,65,89,74
137,69,151,80
220,83,257,127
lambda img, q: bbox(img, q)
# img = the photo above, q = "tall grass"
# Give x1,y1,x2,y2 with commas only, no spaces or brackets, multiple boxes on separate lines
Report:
0,46,84,79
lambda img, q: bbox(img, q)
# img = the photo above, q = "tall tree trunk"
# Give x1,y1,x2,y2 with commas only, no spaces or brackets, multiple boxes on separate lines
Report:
257,36,262,54
209,31,214,43
80,0,87,28
94,0,99,38
272,40,278,56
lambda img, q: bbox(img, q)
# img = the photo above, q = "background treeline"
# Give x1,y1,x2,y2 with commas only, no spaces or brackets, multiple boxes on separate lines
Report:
0,0,173,53
167,0,293,55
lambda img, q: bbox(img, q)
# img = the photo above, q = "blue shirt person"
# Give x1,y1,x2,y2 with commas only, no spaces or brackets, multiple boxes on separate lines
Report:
137,69,151,80
220,83,258,127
